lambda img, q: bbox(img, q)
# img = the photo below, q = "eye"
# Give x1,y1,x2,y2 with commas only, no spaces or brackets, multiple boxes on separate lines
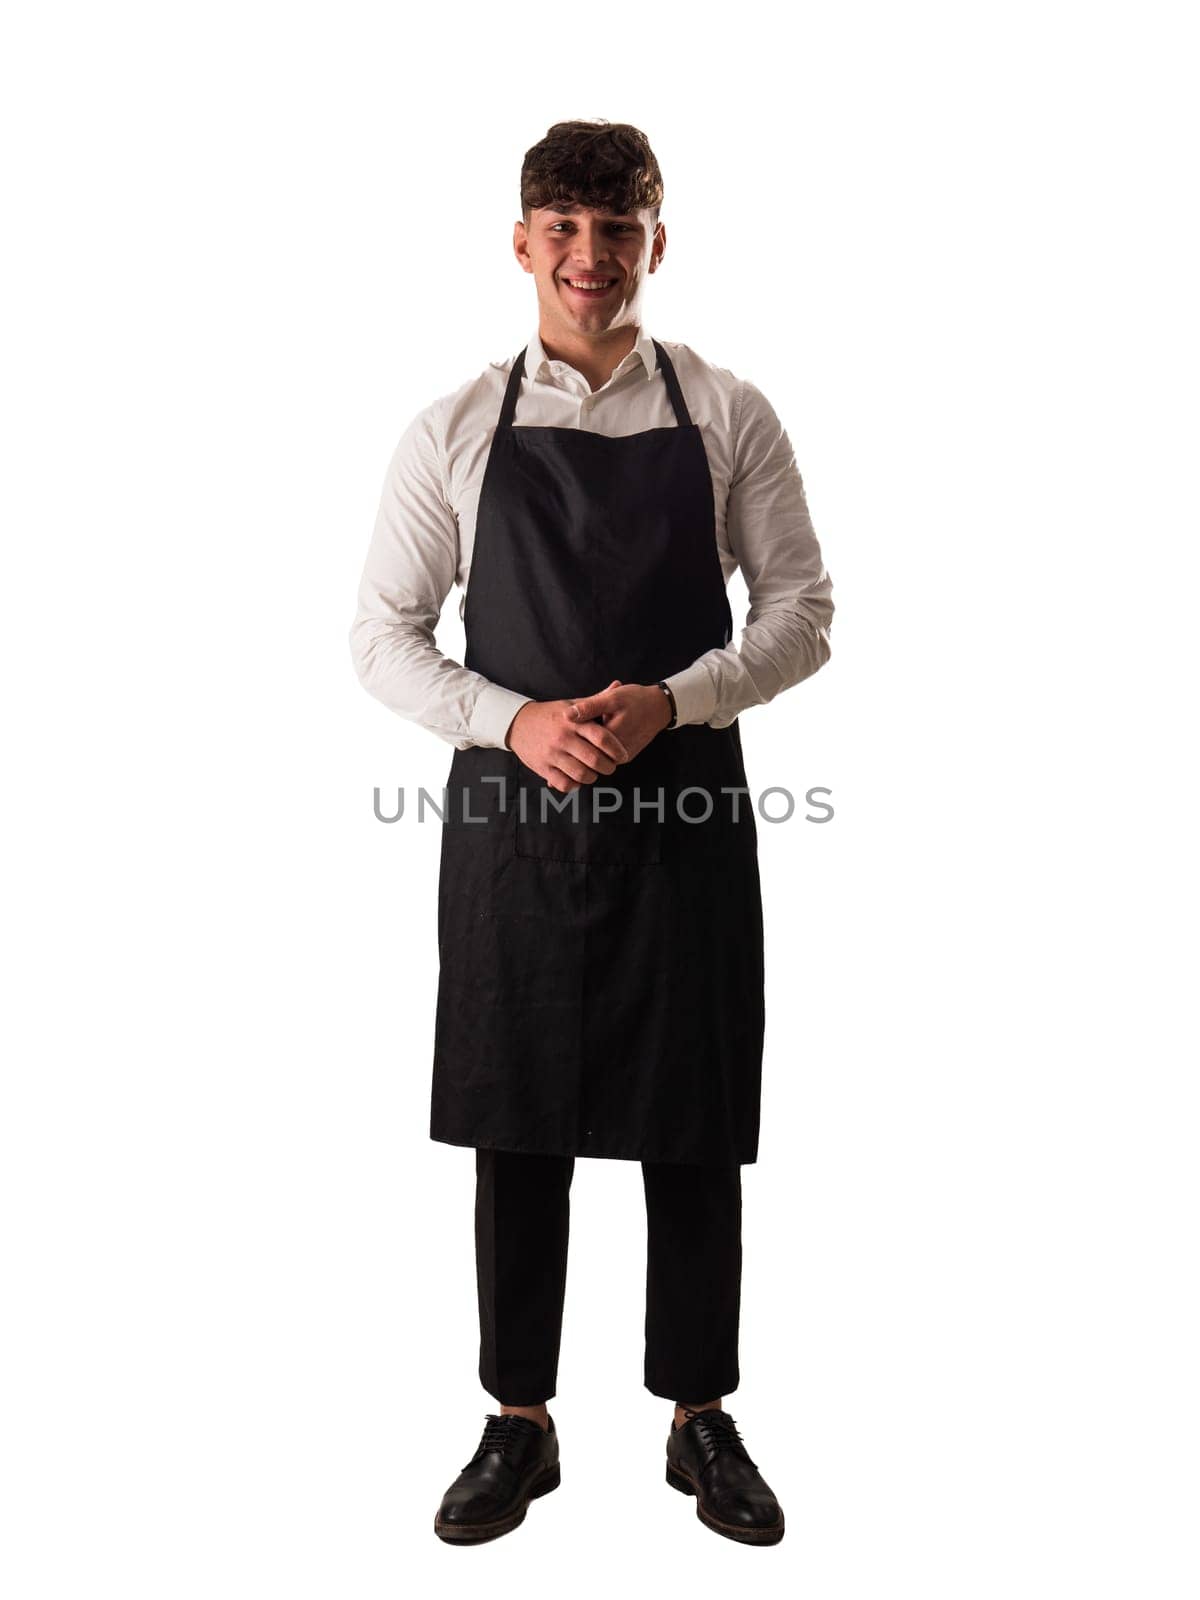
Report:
548,221,634,233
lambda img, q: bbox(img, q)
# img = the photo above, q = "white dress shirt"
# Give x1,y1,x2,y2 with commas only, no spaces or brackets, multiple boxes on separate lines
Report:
350,325,834,751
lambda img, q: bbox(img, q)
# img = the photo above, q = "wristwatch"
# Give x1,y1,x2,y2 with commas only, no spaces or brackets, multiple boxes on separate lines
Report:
656,680,677,729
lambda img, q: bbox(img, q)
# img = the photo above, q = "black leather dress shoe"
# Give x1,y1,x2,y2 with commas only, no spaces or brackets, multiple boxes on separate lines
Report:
434,1412,560,1544
666,1407,785,1545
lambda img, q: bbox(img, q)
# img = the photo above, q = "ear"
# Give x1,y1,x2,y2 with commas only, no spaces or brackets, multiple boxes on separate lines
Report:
513,219,534,273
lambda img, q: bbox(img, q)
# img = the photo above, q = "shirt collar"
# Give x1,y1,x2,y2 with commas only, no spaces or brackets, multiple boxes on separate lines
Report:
525,325,658,384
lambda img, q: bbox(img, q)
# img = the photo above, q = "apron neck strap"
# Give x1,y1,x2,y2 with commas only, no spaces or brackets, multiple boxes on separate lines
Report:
499,339,694,430
651,340,692,427
499,348,527,431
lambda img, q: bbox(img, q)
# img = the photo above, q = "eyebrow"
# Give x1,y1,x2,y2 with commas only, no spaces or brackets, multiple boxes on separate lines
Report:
542,206,640,223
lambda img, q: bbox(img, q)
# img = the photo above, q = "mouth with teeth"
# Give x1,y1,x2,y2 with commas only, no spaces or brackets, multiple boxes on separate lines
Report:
561,275,619,298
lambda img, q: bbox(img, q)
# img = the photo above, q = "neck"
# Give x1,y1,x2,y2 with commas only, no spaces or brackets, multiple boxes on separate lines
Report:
538,322,639,393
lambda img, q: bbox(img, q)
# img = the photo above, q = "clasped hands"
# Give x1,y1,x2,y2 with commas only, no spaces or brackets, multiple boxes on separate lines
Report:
504,679,673,794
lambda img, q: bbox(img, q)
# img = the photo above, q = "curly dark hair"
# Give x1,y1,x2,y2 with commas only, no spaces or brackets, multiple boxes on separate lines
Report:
520,120,663,224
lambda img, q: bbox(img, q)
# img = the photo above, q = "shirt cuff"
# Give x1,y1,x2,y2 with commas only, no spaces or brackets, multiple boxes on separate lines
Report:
663,661,718,728
469,683,534,750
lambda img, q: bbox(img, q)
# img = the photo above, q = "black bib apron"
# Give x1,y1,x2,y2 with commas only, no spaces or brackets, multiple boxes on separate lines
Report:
431,340,765,1165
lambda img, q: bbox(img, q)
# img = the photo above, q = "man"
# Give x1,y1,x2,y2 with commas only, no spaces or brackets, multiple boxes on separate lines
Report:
350,119,833,1546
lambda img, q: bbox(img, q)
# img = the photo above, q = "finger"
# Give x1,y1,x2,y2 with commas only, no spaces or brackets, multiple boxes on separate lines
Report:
571,723,630,764
569,679,622,720
570,687,622,721
545,765,582,794
554,750,603,784
563,734,618,775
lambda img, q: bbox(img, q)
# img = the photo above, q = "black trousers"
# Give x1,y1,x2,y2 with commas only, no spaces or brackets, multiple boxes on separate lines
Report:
474,1147,742,1405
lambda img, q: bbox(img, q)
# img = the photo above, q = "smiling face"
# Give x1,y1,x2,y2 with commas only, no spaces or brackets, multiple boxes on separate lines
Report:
515,202,665,345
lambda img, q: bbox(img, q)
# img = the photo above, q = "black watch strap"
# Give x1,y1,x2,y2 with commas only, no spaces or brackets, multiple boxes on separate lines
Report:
656,680,678,729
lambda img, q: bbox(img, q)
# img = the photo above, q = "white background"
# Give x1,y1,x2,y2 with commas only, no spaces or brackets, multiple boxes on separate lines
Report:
3,2,1196,1595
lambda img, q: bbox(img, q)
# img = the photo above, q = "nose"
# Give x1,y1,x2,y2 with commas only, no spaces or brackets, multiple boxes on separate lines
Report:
569,222,613,269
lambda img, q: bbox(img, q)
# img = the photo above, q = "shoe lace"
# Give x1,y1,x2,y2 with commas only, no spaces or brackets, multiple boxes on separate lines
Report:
682,1407,755,1464
463,1412,534,1469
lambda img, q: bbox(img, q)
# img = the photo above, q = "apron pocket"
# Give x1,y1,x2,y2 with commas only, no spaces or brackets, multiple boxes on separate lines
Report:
515,814,663,866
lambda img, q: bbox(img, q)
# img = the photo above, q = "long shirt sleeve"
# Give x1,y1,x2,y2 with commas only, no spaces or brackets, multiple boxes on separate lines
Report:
662,379,834,728
349,405,533,751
